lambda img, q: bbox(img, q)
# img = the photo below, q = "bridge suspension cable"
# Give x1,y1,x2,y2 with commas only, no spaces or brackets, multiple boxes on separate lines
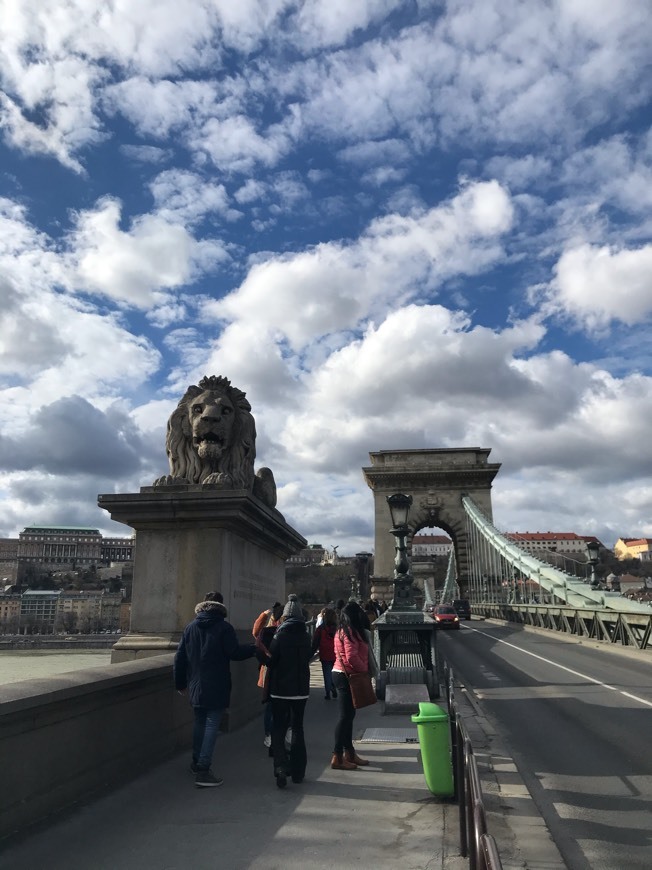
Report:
462,496,650,613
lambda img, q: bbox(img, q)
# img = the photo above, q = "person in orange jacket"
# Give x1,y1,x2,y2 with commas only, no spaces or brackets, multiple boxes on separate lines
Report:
253,602,283,749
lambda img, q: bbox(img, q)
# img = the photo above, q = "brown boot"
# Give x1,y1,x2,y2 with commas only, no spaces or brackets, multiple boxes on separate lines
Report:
331,752,357,770
345,748,369,766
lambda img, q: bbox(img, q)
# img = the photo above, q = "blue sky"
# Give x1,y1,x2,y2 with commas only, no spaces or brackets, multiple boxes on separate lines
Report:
1,0,651,554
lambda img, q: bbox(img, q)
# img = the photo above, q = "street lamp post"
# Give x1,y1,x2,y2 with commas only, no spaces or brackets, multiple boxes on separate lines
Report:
350,574,360,601
386,493,418,611
586,540,601,588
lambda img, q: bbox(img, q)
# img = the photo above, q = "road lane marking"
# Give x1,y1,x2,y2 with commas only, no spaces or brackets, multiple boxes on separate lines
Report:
467,626,652,709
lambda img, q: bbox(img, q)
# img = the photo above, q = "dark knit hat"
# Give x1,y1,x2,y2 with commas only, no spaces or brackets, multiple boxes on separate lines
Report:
282,593,304,620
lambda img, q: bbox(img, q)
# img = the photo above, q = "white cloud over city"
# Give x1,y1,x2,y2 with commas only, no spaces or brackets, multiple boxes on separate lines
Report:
0,0,651,553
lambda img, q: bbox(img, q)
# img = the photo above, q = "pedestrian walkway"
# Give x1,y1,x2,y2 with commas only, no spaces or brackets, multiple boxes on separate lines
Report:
0,662,467,870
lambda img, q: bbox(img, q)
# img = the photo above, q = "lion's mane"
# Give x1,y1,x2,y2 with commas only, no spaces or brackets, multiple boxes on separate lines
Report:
164,375,256,490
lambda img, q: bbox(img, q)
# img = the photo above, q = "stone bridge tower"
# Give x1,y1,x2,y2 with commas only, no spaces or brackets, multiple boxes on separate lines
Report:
362,448,501,597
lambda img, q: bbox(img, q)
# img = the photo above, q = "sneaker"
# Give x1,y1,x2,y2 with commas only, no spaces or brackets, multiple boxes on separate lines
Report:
263,734,272,748
195,770,223,788
190,761,199,774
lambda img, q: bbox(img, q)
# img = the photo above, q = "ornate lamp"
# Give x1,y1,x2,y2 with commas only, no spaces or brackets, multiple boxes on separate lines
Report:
386,493,417,610
586,540,600,588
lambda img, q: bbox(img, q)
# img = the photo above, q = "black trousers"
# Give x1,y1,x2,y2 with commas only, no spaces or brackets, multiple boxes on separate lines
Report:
332,671,355,753
271,697,307,781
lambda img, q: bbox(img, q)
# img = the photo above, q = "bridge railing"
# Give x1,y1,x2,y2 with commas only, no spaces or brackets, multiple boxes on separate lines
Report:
474,602,652,650
444,664,503,870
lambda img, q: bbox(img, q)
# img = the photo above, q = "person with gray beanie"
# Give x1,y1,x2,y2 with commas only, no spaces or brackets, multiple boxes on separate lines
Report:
262,594,312,788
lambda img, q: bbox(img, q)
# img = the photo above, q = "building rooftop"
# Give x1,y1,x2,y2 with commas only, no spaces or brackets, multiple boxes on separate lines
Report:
23,525,101,532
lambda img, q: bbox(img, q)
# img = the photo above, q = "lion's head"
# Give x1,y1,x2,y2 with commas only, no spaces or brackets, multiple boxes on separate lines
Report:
162,375,256,489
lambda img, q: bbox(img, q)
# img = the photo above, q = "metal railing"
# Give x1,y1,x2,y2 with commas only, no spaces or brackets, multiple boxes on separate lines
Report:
474,601,652,650
445,664,503,870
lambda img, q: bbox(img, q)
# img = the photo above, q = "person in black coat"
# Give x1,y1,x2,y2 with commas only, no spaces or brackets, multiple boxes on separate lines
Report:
265,594,312,789
174,592,257,788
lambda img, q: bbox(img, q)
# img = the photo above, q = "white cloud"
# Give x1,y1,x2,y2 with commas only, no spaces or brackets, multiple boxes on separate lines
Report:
276,1,651,159
192,115,291,173
149,169,233,225
275,306,544,469
549,243,652,330
560,135,652,219
69,197,229,307
338,137,412,168
208,180,513,349
292,0,405,50
234,178,268,205
104,78,225,139
120,144,172,164
2,0,649,176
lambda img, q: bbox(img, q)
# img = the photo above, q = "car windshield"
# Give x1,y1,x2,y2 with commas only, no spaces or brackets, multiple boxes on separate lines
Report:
436,606,456,614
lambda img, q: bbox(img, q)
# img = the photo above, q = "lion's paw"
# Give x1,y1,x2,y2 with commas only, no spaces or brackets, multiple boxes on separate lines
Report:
203,472,233,487
153,475,191,486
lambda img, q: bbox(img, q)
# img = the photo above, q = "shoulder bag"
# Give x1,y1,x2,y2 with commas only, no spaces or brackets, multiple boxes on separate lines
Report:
347,671,377,709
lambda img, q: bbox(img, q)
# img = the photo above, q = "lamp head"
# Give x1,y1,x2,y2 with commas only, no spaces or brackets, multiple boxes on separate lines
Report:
387,492,412,528
586,540,600,561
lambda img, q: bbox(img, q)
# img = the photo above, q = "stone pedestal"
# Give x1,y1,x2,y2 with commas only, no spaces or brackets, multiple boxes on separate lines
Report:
98,485,306,727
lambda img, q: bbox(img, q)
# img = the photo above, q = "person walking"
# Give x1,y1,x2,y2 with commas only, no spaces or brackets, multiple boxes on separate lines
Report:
330,601,371,771
264,593,312,789
311,606,338,699
252,601,283,750
174,592,257,788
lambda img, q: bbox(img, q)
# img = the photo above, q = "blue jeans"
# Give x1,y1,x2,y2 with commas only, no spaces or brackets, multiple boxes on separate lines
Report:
192,707,225,771
321,660,335,695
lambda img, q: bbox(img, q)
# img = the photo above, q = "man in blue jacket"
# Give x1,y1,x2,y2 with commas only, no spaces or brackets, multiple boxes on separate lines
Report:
174,592,257,788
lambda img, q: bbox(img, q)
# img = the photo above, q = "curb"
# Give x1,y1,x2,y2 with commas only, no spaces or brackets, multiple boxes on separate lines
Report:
451,673,567,869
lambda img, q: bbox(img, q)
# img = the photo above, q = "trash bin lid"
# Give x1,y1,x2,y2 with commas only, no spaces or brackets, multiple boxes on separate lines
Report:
411,701,448,723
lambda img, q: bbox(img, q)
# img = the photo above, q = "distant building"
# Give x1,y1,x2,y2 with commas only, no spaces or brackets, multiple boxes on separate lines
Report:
1,588,123,634
412,535,452,557
614,538,652,560
0,538,19,584
614,573,647,595
58,590,122,633
20,590,61,629
5,525,135,574
286,543,331,566
507,532,602,554
100,536,135,564
0,592,21,632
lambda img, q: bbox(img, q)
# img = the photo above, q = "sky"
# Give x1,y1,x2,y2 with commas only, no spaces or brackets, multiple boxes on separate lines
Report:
1,0,652,556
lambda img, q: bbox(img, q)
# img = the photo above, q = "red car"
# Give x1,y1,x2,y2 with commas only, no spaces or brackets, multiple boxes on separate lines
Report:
431,605,460,630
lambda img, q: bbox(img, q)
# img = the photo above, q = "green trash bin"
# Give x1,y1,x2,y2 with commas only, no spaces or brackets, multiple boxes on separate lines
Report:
411,701,454,796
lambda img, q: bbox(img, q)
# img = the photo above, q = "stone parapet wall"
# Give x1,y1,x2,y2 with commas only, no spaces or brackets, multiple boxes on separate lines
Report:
0,655,259,840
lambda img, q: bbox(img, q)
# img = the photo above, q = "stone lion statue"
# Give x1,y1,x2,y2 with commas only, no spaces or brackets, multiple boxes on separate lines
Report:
153,375,277,508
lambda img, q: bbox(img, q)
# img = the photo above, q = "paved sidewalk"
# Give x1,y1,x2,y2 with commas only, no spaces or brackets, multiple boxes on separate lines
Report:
1,663,468,870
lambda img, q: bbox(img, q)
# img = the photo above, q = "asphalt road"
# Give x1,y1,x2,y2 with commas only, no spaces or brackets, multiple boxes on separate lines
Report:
438,619,652,870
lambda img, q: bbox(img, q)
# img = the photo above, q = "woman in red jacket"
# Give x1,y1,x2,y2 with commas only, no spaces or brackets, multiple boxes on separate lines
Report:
311,606,338,700
330,602,370,770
